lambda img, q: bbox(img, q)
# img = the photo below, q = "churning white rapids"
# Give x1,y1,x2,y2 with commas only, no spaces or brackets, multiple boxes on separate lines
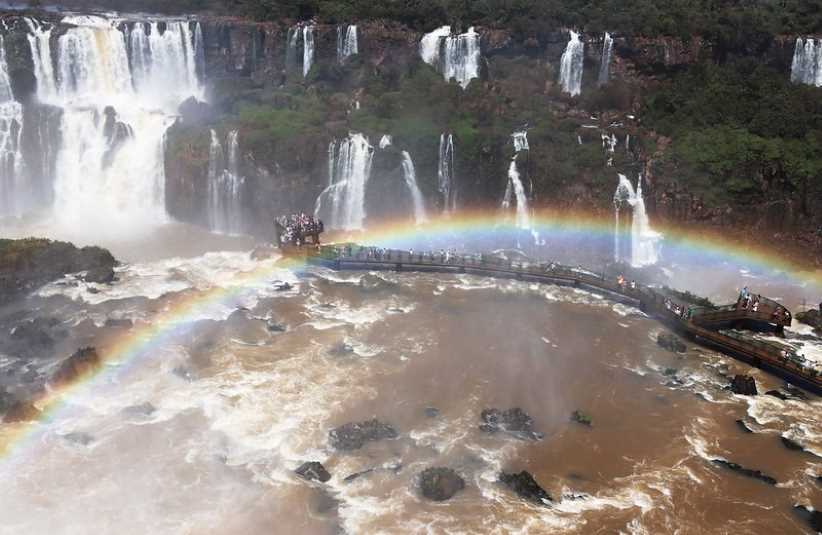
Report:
0,234,820,535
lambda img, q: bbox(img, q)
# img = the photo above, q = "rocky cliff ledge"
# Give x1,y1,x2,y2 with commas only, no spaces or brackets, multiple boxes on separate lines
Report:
0,239,116,304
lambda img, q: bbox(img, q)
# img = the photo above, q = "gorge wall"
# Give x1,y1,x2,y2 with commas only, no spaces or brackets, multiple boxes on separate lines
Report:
1,5,820,262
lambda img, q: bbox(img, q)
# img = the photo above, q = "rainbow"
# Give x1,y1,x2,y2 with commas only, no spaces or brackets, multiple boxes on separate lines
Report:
1,210,820,464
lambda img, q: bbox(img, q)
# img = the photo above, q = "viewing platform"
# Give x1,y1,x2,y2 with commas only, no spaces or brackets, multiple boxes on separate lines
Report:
295,243,821,396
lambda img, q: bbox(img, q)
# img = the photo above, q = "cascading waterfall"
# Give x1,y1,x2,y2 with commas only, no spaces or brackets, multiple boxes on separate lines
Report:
598,32,613,86
790,37,822,86
400,151,428,224
337,25,358,63
601,132,617,166
502,158,530,229
438,133,456,212
379,134,392,149
303,25,315,77
420,26,480,89
559,30,584,96
23,15,204,238
207,129,244,235
614,174,661,267
512,130,529,152
315,133,374,230
285,25,301,72
0,34,24,218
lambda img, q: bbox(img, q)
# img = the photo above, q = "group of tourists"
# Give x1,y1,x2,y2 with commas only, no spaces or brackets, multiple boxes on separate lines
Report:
277,213,323,246
616,274,637,291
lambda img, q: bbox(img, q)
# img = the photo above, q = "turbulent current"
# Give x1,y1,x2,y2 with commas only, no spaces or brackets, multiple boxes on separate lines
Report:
0,243,820,534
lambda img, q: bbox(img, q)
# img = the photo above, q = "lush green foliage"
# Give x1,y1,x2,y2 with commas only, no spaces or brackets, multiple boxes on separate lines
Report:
645,60,822,207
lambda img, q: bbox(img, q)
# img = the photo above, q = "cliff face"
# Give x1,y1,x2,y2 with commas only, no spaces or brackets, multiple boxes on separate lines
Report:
1,7,818,261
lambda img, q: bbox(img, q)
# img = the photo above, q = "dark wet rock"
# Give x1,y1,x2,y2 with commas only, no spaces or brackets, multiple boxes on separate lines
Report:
9,317,61,350
359,274,398,293
570,410,592,427
274,282,293,292
418,467,465,501
329,342,355,356
343,468,375,483
765,390,789,400
735,419,754,433
663,367,678,377
780,436,818,457
730,375,757,396
783,384,809,401
83,265,116,284
87,287,100,294
796,309,822,335
172,366,196,382
122,402,156,417
657,333,686,353
329,419,398,451
793,505,822,532
178,96,213,126
51,347,101,387
0,238,116,304
712,459,776,485
499,471,552,505
266,321,286,333
296,461,331,483
3,399,40,423
479,408,543,440
424,407,440,418
104,318,133,329
63,432,95,446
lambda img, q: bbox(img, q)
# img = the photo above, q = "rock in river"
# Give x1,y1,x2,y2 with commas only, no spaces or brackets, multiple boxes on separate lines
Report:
479,408,543,440
657,333,686,353
51,347,102,387
730,375,757,396
296,462,331,483
418,467,465,501
329,419,398,451
499,471,552,505
712,459,776,485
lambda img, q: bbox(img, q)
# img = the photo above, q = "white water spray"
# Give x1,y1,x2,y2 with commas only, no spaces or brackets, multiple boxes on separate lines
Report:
438,133,456,212
337,25,358,63
23,15,204,239
614,174,661,267
400,151,428,224
0,34,24,218
512,130,529,152
598,32,613,86
207,129,245,235
790,37,822,86
315,133,374,230
560,30,584,96
420,26,480,89
303,25,315,77
502,158,530,229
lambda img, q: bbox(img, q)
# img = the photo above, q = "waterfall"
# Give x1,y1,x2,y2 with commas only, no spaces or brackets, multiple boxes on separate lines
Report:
790,37,822,86
286,25,301,72
502,158,530,229
303,25,315,77
559,30,584,96
315,133,374,230
601,133,617,166
420,26,480,89
337,25,358,63
400,151,428,224
438,133,456,212
614,174,661,267
512,130,529,152
22,15,203,238
207,129,244,235
0,34,24,218
379,134,392,149
598,32,613,86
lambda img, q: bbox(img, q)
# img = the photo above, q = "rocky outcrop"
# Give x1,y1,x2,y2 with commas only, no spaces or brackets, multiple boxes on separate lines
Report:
329,418,398,450
730,375,758,396
296,461,331,483
0,239,116,304
657,333,686,353
796,309,822,335
712,459,776,485
418,467,465,501
51,347,102,388
479,408,543,440
793,505,822,533
499,471,552,505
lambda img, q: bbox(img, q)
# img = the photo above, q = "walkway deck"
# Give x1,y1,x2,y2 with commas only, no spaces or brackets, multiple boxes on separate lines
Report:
298,245,821,395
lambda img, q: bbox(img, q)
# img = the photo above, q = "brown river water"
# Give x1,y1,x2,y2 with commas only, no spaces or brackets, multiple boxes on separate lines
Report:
0,230,820,534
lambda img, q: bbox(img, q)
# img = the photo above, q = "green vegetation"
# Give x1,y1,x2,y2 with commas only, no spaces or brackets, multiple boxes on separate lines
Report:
570,410,592,426
645,60,822,210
